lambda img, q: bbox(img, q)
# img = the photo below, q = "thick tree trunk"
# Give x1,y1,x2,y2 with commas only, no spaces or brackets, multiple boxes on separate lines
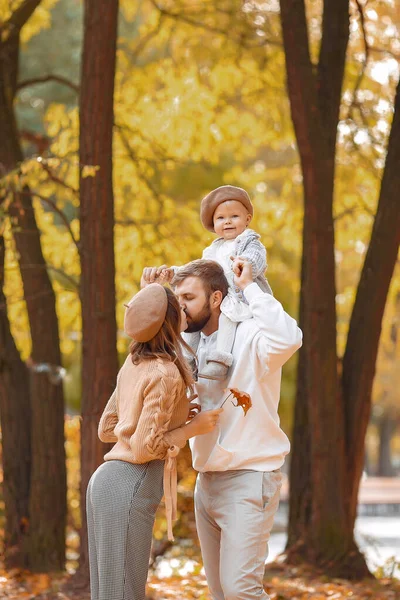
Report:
0,237,31,568
0,2,66,571
0,17,32,571
78,0,119,579
343,78,400,520
9,188,67,572
280,0,369,577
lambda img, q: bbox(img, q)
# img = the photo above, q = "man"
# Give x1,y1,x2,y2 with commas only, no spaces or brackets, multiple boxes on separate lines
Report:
142,258,302,600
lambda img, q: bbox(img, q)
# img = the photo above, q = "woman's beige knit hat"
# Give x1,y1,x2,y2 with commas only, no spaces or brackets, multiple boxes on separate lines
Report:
124,283,168,342
200,185,253,232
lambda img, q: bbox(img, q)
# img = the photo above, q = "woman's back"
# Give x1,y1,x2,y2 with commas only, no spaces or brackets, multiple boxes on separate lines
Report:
100,355,189,465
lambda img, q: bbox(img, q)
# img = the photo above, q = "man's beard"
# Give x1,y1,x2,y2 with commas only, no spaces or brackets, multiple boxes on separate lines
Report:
184,301,212,333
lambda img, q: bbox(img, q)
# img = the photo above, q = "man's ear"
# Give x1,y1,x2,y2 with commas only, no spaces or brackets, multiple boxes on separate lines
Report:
210,290,223,308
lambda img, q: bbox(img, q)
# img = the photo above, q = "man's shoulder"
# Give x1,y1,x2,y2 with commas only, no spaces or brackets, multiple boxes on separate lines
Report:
236,316,259,337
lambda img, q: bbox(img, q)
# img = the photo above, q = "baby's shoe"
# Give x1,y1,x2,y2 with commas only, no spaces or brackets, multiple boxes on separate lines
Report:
200,350,233,380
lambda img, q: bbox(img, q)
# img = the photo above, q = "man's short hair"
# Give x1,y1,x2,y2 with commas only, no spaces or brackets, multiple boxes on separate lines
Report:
171,259,229,299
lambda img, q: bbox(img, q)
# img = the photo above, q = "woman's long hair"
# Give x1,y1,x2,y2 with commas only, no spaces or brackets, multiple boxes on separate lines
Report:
130,287,194,388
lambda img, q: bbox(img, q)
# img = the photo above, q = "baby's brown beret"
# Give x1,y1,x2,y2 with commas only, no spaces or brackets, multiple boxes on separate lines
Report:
124,283,168,342
200,185,253,232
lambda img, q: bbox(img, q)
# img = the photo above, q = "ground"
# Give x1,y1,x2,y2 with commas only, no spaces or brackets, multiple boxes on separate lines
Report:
0,561,399,600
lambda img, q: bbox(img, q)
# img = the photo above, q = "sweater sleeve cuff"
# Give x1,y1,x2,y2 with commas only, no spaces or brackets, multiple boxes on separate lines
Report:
243,282,266,303
164,426,188,449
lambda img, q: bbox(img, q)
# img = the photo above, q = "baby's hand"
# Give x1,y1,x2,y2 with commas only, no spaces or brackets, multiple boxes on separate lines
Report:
158,268,174,283
230,255,242,276
141,266,174,288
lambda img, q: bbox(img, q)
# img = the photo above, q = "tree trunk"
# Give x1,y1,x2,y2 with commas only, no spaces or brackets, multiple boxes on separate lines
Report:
9,188,67,571
286,253,311,551
0,19,32,572
280,0,370,576
0,236,31,568
377,412,396,477
0,1,67,571
78,0,119,579
342,77,400,524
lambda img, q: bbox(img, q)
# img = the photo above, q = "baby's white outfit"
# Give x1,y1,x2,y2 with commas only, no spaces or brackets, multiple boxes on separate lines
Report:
184,229,273,380
202,228,272,320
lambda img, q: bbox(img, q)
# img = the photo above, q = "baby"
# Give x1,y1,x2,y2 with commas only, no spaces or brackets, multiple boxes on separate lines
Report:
164,185,272,380
200,184,272,298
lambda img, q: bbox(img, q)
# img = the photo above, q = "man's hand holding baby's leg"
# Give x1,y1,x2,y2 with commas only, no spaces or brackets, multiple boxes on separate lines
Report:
230,256,254,290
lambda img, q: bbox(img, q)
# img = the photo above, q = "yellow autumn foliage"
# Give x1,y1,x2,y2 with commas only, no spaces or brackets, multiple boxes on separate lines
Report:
1,0,399,423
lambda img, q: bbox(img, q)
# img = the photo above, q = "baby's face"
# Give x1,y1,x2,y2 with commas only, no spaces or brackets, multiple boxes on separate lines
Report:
213,200,252,240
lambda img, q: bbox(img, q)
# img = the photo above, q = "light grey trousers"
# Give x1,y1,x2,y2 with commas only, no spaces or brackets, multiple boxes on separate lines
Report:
86,459,164,600
194,469,283,600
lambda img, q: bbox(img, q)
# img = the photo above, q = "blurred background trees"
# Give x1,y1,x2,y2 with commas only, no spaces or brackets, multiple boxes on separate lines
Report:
78,0,119,578
0,0,66,571
280,0,400,577
0,0,399,582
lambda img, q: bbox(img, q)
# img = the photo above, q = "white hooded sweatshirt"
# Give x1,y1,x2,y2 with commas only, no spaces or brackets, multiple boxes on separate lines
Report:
188,283,302,473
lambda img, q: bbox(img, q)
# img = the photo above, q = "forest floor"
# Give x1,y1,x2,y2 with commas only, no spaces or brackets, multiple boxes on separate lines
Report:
1,559,399,600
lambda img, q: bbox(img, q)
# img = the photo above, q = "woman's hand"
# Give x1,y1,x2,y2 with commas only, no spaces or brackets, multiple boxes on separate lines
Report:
184,408,223,438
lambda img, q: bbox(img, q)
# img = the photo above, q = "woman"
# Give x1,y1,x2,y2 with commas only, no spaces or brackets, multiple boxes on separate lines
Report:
86,283,222,600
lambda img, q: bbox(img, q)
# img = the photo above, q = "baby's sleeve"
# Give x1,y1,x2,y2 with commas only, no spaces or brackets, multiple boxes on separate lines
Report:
240,239,267,278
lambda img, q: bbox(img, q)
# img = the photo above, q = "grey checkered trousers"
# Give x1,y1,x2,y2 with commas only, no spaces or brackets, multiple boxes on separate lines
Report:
86,458,164,600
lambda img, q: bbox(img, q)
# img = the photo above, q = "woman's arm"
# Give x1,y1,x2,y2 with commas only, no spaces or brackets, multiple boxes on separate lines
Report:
129,364,222,463
128,364,188,462
98,388,118,443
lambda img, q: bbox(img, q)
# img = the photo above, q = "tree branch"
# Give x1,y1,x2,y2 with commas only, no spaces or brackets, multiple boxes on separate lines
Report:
37,161,79,195
148,0,281,48
0,0,42,38
117,128,163,200
15,190,80,254
5,262,79,291
343,74,400,514
17,74,79,93
346,0,370,122
279,0,320,160
129,12,164,63
0,288,59,310
317,0,350,156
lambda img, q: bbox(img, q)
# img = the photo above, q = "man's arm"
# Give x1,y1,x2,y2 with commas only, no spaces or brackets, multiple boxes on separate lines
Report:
233,258,302,373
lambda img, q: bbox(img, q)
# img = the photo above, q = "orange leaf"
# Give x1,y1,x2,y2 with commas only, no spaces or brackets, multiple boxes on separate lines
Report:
226,387,252,416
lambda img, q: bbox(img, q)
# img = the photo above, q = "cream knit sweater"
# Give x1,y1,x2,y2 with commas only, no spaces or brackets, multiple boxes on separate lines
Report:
98,355,190,539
